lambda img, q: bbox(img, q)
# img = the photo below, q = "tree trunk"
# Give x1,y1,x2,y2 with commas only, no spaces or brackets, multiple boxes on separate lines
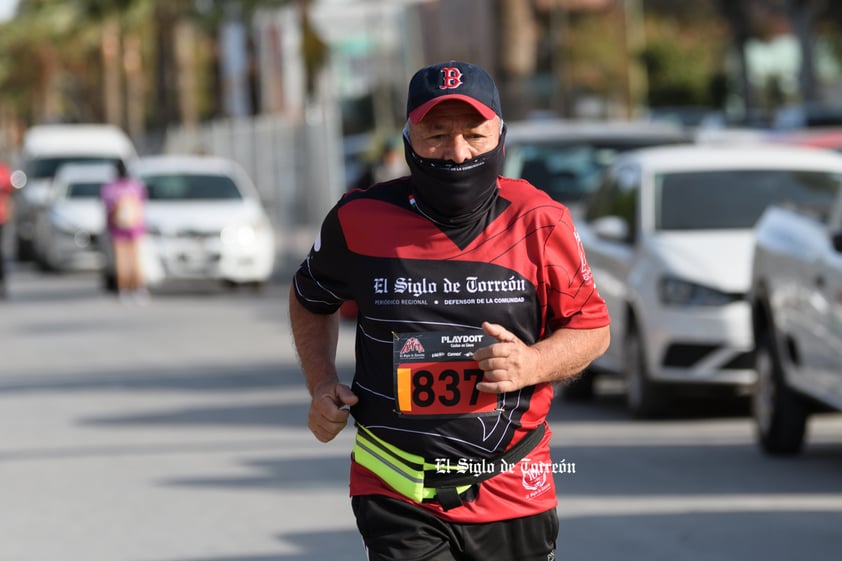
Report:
721,0,755,123
499,0,537,120
154,2,180,131
124,32,145,145
102,18,124,128
175,20,200,129
787,0,823,105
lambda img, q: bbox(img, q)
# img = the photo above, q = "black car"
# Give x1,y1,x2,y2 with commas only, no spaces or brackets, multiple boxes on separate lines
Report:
503,118,691,214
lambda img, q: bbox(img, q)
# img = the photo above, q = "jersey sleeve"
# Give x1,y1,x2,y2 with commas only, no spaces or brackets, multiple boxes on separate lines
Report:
543,214,610,331
292,204,353,315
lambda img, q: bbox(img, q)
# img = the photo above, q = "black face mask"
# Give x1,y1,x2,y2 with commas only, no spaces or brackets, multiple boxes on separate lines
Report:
404,127,507,226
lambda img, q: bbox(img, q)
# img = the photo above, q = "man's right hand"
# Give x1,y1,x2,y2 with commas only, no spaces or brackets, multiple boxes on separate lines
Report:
308,382,359,442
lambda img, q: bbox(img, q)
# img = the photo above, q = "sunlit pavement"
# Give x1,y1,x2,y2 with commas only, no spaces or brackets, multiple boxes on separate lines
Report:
2,261,842,561
0,262,360,561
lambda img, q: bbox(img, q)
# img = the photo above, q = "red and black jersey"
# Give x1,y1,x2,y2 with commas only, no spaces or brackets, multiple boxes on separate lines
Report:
293,175,609,521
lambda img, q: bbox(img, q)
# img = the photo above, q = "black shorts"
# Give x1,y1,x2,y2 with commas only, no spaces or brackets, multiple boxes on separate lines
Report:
352,494,558,561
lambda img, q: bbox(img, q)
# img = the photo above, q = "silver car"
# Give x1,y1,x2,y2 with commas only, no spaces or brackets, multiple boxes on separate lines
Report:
12,124,136,262
33,163,115,272
576,143,842,418
101,155,276,291
503,119,690,216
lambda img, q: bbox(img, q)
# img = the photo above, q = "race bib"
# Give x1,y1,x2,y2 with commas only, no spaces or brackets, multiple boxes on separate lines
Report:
393,331,501,418
114,193,143,229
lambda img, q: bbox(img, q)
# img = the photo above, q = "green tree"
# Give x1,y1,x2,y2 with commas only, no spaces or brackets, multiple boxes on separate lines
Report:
641,15,729,107
0,0,324,137
0,1,93,123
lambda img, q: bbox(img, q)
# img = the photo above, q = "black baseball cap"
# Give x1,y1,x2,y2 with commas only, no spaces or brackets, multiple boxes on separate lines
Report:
406,61,502,124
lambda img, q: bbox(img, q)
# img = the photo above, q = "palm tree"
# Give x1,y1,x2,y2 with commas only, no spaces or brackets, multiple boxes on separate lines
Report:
499,0,537,120
785,0,823,105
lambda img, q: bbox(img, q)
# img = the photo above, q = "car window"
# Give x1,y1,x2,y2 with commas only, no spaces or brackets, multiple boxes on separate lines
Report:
585,176,614,222
655,169,842,230
142,173,243,201
66,181,105,199
28,156,121,180
585,164,639,239
506,136,685,203
509,145,605,202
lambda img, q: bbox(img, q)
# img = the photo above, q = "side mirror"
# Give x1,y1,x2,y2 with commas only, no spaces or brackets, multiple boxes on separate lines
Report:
591,215,630,243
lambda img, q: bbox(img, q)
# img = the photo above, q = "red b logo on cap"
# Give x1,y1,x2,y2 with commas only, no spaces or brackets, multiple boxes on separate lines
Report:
439,67,463,90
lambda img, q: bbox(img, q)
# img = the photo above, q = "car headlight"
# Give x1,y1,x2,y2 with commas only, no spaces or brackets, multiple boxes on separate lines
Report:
48,208,80,234
658,276,742,307
221,223,259,248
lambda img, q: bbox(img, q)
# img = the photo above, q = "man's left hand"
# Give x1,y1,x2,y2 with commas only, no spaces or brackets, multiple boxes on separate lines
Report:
473,322,540,393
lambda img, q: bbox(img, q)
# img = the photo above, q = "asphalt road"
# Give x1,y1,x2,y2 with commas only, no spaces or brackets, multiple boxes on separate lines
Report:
2,266,842,561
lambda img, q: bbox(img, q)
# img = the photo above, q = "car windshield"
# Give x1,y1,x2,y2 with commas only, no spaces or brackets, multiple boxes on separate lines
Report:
67,181,105,199
29,157,121,180
142,173,243,201
509,145,605,202
655,169,842,230
508,138,683,203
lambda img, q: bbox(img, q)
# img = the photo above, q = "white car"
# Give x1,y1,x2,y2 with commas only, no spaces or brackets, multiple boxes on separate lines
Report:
33,163,115,271
101,155,276,291
750,185,842,455
575,143,842,417
13,123,137,262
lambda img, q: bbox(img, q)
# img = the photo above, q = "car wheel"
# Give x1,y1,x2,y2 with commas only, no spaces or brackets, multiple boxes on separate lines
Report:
559,369,595,401
246,280,267,293
752,329,807,455
222,280,266,292
15,236,35,262
35,248,56,272
624,328,665,418
102,270,118,293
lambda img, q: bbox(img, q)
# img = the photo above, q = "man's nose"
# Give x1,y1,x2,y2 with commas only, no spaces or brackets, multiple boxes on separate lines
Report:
445,136,472,163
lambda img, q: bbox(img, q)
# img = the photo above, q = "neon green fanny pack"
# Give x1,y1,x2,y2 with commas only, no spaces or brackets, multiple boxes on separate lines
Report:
352,423,546,510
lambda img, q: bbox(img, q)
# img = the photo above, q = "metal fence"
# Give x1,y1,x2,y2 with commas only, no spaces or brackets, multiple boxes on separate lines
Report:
162,105,346,231
161,105,346,273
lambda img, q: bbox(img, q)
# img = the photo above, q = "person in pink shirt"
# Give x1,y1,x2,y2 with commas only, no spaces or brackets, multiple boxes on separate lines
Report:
0,162,12,299
101,160,148,301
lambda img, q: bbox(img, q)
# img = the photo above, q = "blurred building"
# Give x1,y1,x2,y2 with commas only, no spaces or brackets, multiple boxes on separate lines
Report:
252,0,497,135
166,0,502,232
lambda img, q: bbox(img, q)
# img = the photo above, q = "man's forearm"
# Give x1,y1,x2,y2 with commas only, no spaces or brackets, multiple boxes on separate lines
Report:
288,284,342,395
532,325,610,384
